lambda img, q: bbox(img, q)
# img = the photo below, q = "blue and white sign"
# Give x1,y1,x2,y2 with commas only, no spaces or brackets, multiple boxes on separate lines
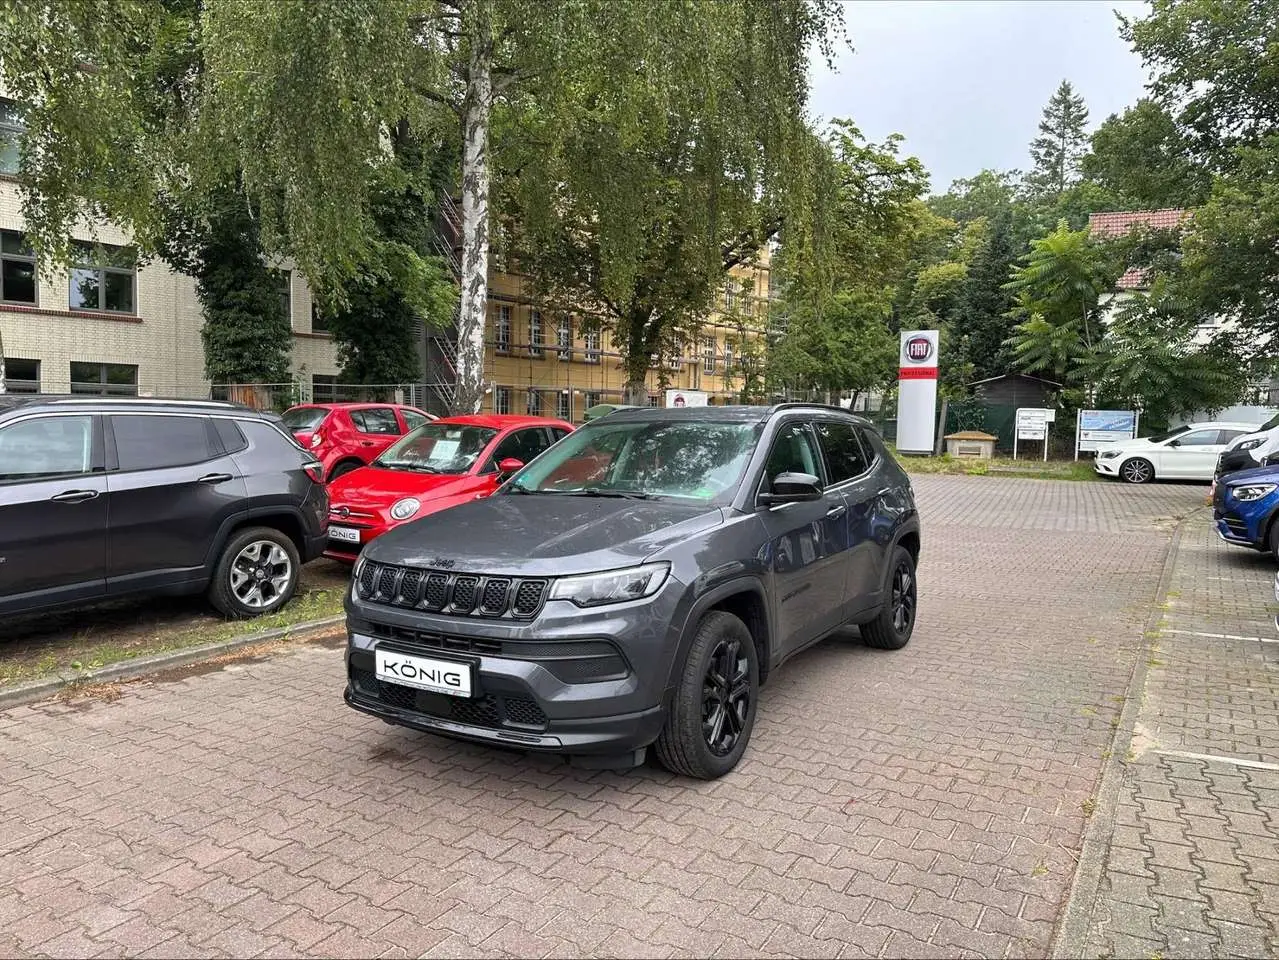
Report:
1076,409,1139,457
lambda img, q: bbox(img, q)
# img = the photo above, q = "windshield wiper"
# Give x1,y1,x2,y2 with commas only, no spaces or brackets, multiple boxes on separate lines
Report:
569,487,657,500
376,460,439,473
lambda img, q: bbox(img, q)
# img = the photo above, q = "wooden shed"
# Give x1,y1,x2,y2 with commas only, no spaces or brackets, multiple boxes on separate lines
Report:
968,373,1062,408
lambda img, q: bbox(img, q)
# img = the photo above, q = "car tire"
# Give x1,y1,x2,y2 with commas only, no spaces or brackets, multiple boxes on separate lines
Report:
654,611,759,780
328,460,360,481
1120,457,1155,484
1269,519,1279,562
208,527,301,619
859,545,918,650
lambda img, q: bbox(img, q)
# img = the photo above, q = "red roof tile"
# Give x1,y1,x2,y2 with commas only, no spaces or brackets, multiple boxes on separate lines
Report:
1088,208,1188,237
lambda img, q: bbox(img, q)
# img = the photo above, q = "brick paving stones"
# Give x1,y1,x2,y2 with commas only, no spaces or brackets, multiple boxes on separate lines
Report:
1070,510,1279,959
0,476,1202,958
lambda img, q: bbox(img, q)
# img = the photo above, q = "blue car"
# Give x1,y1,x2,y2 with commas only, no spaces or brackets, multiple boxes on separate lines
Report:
1214,463,1279,559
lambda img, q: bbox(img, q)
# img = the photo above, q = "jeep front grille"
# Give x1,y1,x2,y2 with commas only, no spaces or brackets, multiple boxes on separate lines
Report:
355,561,548,619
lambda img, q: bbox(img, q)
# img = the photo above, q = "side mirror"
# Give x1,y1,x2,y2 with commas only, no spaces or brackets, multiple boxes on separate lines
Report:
1167,439,1182,447
498,457,525,477
759,471,823,505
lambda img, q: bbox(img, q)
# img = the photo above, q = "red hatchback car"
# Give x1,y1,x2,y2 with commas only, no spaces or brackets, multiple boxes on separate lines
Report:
324,414,574,561
282,403,435,482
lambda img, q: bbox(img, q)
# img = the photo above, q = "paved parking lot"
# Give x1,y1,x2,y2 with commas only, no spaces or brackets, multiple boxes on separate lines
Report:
0,476,1209,958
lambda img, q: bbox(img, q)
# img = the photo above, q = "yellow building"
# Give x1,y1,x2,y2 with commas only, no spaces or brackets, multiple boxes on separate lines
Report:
459,257,776,422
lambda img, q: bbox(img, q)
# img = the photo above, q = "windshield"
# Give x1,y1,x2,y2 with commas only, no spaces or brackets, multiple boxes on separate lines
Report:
1259,413,1279,432
509,418,760,501
283,407,328,431
1146,425,1191,444
375,422,498,474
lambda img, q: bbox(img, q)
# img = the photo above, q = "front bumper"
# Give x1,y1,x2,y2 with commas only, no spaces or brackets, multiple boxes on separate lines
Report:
1094,456,1121,477
342,578,686,757
1214,516,1260,548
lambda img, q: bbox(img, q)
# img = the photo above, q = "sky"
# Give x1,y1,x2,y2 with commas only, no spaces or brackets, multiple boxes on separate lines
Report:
808,0,1151,194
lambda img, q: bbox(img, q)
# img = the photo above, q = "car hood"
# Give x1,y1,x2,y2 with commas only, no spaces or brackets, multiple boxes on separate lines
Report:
329,466,479,512
364,493,725,576
1222,463,1279,487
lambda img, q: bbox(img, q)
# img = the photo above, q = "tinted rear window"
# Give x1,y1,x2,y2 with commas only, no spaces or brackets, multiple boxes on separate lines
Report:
283,407,328,431
113,415,217,471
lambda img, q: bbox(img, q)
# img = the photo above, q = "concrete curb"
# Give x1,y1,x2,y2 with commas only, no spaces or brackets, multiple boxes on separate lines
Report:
1050,506,1199,958
0,614,346,712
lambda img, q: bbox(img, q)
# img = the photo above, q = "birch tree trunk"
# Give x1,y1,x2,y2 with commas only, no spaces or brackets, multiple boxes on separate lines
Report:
454,2,493,414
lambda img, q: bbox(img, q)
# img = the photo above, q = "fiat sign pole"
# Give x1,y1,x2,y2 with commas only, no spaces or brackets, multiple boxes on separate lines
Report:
897,330,940,454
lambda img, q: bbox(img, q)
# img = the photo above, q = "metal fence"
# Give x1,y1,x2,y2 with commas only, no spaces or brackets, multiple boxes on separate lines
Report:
208,383,429,412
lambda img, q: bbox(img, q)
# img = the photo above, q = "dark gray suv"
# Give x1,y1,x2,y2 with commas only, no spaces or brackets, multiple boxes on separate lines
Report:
344,404,920,779
0,395,329,620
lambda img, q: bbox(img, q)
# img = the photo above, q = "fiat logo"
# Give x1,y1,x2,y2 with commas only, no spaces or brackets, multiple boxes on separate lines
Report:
905,336,933,362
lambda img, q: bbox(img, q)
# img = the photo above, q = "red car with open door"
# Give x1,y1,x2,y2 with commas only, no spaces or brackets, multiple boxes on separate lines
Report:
281,403,435,482
323,414,574,561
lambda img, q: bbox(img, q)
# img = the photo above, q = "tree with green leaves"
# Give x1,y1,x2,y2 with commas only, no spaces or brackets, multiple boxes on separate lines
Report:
1081,99,1209,210
199,0,843,410
1121,0,1279,358
1004,221,1112,397
767,124,930,402
952,210,1020,382
1026,80,1090,202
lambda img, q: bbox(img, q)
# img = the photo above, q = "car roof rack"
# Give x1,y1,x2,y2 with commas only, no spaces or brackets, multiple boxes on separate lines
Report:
766,401,861,416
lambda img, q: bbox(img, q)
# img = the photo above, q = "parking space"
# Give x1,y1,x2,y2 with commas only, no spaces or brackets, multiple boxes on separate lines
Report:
0,476,1208,958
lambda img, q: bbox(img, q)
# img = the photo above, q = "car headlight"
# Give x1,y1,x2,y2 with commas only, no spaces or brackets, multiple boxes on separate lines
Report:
1237,437,1265,451
549,563,670,607
1099,449,1122,459
1231,483,1277,502
389,497,421,521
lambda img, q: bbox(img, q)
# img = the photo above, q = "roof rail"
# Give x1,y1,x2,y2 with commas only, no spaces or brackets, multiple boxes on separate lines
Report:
766,401,857,415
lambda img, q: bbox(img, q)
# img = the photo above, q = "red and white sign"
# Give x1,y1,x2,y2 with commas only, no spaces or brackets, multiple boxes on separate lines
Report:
897,330,940,453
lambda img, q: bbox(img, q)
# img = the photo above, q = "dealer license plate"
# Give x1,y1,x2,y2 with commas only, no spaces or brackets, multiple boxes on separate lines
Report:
328,525,361,544
374,648,473,698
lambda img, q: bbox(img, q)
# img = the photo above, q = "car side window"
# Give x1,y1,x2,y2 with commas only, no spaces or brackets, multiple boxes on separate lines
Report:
1172,429,1221,446
402,410,430,432
761,422,822,491
814,420,871,485
550,428,571,442
112,415,217,472
1219,430,1249,445
490,428,553,469
0,415,95,482
352,408,401,435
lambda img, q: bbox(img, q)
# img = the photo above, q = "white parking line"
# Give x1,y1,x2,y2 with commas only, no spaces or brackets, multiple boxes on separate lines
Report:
1163,628,1278,644
1155,749,1279,772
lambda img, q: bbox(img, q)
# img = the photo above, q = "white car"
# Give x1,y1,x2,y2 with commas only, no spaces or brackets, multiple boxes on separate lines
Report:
1094,421,1263,483
1216,411,1279,474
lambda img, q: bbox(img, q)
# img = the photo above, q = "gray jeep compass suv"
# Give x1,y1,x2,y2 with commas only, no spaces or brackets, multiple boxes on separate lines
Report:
0,395,329,621
344,404,920,779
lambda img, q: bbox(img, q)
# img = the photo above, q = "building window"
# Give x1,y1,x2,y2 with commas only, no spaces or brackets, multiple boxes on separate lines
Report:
310,302,329,334
312,374,341,402
557,317,572,360
584,330,601,364
526,388,543,416
494,385,511,415
496,305,511,353
0,99,23,175
3,358,39,393
556,391,571,421
725,284,736,311
529,309,543,357
585,391,601,410
70,361,138,396
69,242,136,314
702,337,716,375
724,342,735,373
1,230,37,305
273,270,292,325
647,393,659,407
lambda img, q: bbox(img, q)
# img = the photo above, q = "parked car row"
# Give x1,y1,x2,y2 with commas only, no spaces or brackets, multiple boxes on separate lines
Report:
2,395,921,780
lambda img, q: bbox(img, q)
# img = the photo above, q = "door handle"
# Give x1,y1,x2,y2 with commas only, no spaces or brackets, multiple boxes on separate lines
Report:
360,441,375,447
50,489,99,504
198,473,234,484
826,503,846,519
